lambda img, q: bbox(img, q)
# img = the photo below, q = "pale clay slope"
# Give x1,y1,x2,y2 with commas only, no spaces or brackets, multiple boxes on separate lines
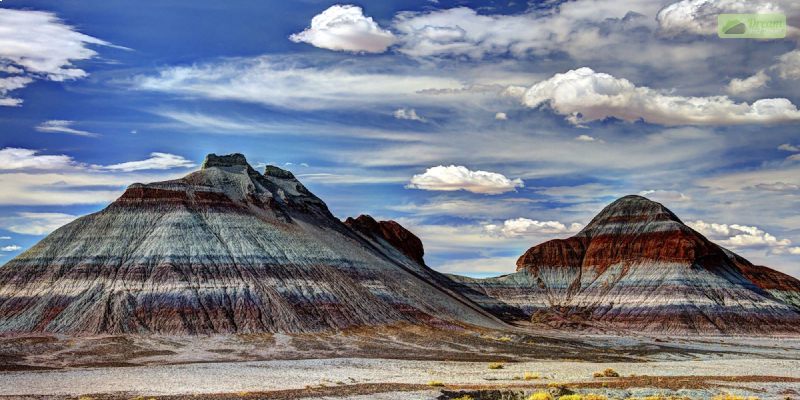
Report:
0,154,501,334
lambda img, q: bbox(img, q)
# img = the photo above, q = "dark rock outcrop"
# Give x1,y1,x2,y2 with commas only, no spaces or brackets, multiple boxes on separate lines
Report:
345,215,425,266
453,195,800,334
0,153,502,335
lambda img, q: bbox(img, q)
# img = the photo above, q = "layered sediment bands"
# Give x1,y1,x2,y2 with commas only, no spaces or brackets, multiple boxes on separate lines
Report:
0,153,502,334
454,195,800,334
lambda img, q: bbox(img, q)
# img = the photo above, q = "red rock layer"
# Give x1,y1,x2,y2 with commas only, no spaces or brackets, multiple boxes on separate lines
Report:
345,215,426,266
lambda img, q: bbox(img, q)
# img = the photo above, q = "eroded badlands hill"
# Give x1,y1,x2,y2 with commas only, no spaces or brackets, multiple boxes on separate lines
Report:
451,195,800,334
0,154,501,334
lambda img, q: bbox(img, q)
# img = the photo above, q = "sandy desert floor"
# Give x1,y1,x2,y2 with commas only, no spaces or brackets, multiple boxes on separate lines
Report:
2,325,799,400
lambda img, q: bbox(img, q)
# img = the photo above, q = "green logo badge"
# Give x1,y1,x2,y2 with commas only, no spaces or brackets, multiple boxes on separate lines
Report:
718,14,786,39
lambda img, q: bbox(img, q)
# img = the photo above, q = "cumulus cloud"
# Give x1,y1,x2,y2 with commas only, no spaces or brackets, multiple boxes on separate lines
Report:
688,220,799,254
776,50,800,80
638,189,691,203
393,108,425,121
0,9,111,106
408,165,524,195
494,112,508,120
778,143,800,152
656,0,795,36
0,212,77,235
511,67,800,126
575,134,597,142
35,120,99,137
0,245,21,252
485,218,583,237
100,152,195,172
289,5,396,53
726,70,770,96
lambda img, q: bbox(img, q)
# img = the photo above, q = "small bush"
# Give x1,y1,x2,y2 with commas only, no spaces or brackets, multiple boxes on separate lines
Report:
453,396,474,400
528,392,554,400
497,336,513,342
585,395,608,400
427,380,445,387
488,362,505,370
524,371,540,380
559,395,583,400
593,368,619,378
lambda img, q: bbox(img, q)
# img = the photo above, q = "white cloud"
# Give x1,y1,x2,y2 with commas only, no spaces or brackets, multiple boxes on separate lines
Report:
0,245,21,252
35,120,99,137
512,67,800,126
656,0,796,36
484,218,583,237
0,148,75,170
0,236,10,240
393,108,425,122
726,70,770,96
0,212,77,235
392,2,665,60
0,148,194,205
776,50,800,80
289,5,396,53
407,165,524,194
435,256,518,275
135,56,465,110
754,182,800,191
100,152,195,172
778,143,799,152
638,189,691,203
0,9,111,106
494,112,507,120
575,134,597,142
688,220,798,254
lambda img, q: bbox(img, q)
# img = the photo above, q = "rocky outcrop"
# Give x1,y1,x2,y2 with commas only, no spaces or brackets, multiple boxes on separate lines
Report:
345,215,425,266
454,195,800,334
0,153,502,335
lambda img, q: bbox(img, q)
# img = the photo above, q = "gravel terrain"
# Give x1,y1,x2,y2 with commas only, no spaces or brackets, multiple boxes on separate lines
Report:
2,357,800,398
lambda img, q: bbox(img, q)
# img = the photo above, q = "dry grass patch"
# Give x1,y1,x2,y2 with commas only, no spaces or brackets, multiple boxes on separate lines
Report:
528,392,554,400
524,371,541,380
488,362,505,370
427,380,445,387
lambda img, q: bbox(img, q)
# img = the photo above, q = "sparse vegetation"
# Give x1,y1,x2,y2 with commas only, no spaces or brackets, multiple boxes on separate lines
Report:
488,362,505,369
593,368,620,378
497,336,513,342
453,396,475,400
524,371,540,380
528,392,554,400
711,395,759,400
427,380,445,387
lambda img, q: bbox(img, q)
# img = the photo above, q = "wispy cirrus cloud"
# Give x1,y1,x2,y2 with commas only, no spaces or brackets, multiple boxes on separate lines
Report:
0,212,77,235
0,8,113,106
0,148,195,205
100,152,195,172
35,120,99,137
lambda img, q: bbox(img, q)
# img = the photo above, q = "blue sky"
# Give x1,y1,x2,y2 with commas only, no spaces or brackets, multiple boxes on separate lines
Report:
1,0,800,278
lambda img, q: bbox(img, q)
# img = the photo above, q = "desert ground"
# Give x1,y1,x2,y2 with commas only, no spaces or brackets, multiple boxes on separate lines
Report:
1,325,799,400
